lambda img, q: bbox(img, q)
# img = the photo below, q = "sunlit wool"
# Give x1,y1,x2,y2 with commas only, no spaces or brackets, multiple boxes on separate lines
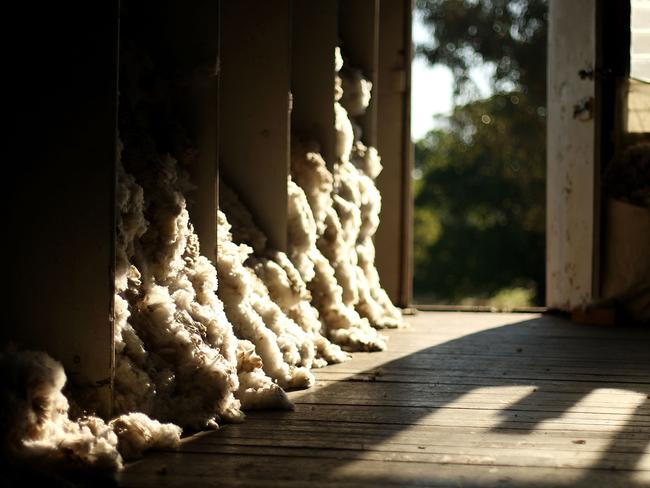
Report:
235,339,294,411
288,49,403,332
333,50,405,329
1,350,124,472
220,182,349,366
0,351,182,474
116,150,297,424
108,412,182,462
287,178,387,351
115,156,244,428
216,209,314,389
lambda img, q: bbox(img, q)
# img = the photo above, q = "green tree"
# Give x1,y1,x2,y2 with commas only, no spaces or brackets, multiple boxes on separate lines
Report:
413,0,547,305
416,0,547,106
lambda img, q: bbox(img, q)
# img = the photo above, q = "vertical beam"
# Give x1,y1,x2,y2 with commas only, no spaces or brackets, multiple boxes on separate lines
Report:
220,0,291,251
547,0,597,310
164,1,221,264
292,0,338,166
375,0,413,307
5,1,119,415
121,0,221,263
339,0,380,146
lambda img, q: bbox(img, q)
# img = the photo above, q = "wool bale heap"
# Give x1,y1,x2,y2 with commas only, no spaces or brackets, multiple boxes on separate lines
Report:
290,47,404,335
219,47,404,355
1,35,406,480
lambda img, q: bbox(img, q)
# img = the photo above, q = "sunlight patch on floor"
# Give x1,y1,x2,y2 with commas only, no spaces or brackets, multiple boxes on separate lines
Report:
328,386,650,485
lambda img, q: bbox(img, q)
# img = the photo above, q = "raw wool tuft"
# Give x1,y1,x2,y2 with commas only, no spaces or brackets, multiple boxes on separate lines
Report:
249,272,317,372
334,46,344,74
118,140,296,426
290,141,334,235
109,412,181,462
115,154,245,429
339,55,405,329
333,49,404,329
288,47,404,332
216,209,314,389
334,101,355,164
330,149,403,329
252,253,349,365
287,178,387,351
115,31,282,427
352,143,405,328
235,340,294,410
219,180,349,366
113,161,157,416
0,350,123,472
340,66,373,118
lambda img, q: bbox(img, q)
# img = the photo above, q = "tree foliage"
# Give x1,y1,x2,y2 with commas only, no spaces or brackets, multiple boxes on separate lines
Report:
413,0,547,305
416,0,547,106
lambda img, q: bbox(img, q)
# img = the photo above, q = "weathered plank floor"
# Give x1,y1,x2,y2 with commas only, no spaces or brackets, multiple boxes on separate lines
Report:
119,312,650,487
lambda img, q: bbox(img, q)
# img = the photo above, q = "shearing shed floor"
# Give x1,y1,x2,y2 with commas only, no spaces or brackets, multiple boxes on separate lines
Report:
118,312,650,487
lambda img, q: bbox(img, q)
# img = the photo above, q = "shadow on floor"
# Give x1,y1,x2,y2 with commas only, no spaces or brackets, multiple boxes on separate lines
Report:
121,314,650,487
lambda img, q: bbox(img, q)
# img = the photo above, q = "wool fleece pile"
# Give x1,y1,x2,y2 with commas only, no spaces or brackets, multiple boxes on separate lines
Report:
219,48,403,358
1,46,404,478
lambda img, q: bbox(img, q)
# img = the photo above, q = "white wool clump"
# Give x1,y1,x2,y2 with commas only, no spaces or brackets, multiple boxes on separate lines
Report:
334,49,404,329
219,180,349,366
1,350,123,472
119,149,295,424
290,141,334,234
341,68,373,117
235,340,294,410
290,142,400,330
335,75,344,102
109,412,181,462
350,149,404,329
255,254,349,365
335,102,355,163
252,253,305,311
289,48,404,331
0,350,183,473
249,272,317,370
356,236,405,327
330,156,402,329
287,177,319,281
334,46,344,73
216,209,314,389
319,203,360,306
115,157,245,429
287,177,387,351
334,47,345,103
352,140,383,180
114,162,156,416
290,143,360,309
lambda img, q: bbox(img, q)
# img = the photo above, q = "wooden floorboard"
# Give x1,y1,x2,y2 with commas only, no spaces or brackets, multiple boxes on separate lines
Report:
118,312,650,487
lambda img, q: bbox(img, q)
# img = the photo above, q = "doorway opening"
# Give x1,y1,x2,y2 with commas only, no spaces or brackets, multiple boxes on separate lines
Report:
411,0,548,309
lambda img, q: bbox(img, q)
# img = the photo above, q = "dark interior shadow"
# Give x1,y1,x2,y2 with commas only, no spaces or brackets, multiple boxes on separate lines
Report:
122,315,650,487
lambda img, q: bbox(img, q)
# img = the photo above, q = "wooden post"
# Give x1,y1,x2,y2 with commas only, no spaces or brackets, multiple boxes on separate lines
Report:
375,0,413,307
291,0,338,167
120,0,221,263
547,0,598,310
338,0,380,147
4,1,120,416
163,1,221,264
220,0,291,251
